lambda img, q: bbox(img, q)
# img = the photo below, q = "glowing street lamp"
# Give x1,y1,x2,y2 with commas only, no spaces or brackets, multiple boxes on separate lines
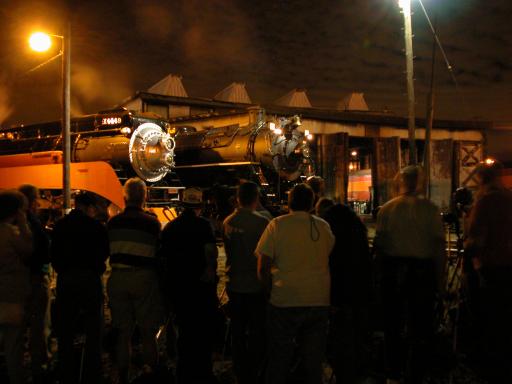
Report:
29,32,52,52
397,0,417,165
398,0,411,12
29,27,71,212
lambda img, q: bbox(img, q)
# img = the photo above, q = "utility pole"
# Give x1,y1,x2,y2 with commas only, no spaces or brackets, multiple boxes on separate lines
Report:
62,22,71,212
424,22,437,199
399,0,417,165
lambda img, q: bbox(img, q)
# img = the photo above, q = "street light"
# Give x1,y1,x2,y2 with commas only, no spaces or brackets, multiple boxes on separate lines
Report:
29,26,71,212
29,32,52,52
397,0,417,165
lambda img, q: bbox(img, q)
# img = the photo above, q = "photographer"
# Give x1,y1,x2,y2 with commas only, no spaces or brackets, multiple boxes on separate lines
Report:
464,160,512,383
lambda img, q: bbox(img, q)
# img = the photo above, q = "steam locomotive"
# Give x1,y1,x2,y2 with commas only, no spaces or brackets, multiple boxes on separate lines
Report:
0,107,313,209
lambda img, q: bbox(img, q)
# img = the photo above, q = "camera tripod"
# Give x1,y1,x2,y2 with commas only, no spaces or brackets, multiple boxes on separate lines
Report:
439,214,469,351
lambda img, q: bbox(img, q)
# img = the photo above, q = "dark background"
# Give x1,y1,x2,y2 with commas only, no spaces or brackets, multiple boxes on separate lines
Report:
0,0,510,126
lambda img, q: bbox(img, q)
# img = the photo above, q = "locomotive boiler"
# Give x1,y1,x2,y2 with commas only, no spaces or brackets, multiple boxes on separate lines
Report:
172,108,314,192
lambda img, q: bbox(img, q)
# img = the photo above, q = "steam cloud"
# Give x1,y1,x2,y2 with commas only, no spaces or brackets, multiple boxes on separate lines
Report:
71,63,133,112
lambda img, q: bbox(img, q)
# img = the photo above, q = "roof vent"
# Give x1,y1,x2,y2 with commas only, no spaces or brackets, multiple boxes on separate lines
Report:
336,92,369,111
274,88,312,108
214,82,252,104
148,74,188,97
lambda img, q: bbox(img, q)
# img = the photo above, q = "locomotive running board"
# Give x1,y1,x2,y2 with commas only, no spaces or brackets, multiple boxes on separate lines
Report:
173,161,259,169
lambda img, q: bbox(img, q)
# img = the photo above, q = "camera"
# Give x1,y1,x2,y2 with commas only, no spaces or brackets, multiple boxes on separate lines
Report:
452,187,473,213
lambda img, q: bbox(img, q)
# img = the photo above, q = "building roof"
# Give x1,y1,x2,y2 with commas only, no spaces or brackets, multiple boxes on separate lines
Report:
274,88,312,108
262,104,491,131
337,92,369,111
147,74,188,97
118,91,492,132
214,82,252,104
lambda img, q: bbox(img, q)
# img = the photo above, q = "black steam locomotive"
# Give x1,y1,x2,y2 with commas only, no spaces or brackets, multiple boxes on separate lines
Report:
0,107,313,211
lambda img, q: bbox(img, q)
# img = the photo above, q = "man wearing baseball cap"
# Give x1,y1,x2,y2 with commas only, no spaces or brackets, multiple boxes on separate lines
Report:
161,187,219,383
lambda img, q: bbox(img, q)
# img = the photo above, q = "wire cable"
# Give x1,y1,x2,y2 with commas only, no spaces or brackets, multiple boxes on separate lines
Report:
417,0,473,121
23,52,63,76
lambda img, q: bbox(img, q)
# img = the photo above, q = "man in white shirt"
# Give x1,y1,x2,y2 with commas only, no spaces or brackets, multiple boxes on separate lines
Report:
256,183,335,384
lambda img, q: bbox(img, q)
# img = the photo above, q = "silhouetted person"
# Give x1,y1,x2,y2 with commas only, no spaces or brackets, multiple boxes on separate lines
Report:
19,184,50,383
107,178,163,383
161,187,219,384
257,183,335,384
223,182,269,384
51,192,109,384
314,197,334,218
465,160,512,383
306,176,325,212
374,166,445,384
0,190,32,384
317,198,372,384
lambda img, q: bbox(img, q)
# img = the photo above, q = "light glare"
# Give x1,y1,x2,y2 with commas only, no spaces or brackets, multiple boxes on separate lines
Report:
398,0,410,12
120,127,132,135
29,32,52,52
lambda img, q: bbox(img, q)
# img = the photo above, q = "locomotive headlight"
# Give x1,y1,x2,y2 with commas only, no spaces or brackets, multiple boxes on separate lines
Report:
307,134,313,140
120,127,131,136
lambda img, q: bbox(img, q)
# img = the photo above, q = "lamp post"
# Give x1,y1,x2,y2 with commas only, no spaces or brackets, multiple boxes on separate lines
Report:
29,25,71,212
398,0,417,165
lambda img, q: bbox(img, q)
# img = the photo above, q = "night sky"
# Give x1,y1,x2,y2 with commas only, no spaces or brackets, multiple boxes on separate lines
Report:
0,0,510,126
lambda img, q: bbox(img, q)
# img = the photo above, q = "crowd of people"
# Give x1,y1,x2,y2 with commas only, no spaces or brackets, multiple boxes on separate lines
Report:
0,161,511,384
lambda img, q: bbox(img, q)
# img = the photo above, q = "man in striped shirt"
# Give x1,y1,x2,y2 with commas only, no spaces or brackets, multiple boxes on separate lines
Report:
107,177,163,384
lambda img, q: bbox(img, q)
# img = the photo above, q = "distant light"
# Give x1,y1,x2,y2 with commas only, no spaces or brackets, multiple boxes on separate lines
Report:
349,163,355,171
269,122,276,131
307,134,313,140
398,0,410,12
484,158,495,165
120,127,131,135
29,32,52,52
351,150,358,157
274,128,283,135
